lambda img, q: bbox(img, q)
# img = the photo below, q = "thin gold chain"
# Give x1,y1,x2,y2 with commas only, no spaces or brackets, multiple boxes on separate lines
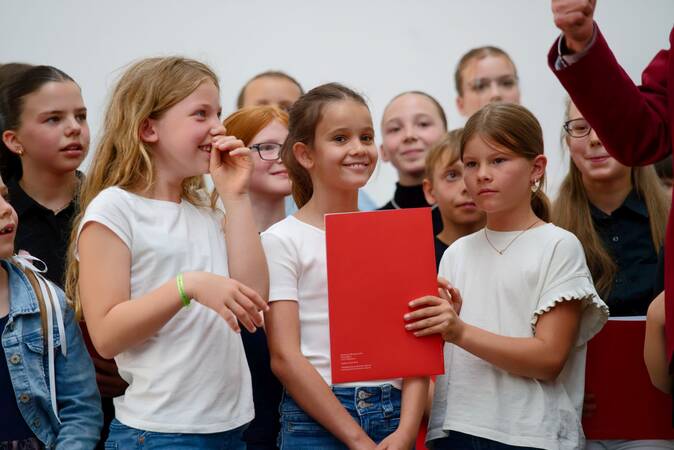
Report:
484,219,541,255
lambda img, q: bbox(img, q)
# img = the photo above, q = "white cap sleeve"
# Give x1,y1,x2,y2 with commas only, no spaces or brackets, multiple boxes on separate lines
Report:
76,187,133,257
261,230,299,302
532,233,609,345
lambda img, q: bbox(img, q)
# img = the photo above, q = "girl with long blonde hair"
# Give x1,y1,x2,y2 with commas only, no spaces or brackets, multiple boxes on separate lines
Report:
66,57,268,449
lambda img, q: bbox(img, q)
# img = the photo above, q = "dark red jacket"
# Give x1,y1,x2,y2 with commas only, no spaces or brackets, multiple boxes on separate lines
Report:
548,25,674,363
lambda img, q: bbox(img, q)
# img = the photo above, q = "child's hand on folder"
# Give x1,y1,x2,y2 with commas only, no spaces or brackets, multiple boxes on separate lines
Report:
438,276,461,315
404,278,465,343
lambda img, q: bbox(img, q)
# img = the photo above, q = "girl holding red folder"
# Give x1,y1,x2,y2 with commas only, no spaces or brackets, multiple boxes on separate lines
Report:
262,83,428,450
406,103,608,450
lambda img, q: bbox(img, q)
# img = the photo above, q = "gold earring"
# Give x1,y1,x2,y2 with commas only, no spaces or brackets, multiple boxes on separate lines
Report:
16,146,24,156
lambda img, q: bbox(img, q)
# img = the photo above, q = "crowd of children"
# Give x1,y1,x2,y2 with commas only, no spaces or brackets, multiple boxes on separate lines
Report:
0,3,672,449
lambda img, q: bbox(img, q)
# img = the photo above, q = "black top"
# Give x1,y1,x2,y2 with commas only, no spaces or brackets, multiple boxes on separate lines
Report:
434,236,449,271
379,183,443,235
7,177,78,287
240,327,282,447
590,190,660,316
0,314,38,441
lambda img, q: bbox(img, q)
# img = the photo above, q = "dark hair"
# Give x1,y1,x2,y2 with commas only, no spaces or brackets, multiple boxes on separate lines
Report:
460,102,550,222
0,63,33,89
454,46,517,96
384,90,448,130
0,65,75,181
280,82,368,208
236,70,304,109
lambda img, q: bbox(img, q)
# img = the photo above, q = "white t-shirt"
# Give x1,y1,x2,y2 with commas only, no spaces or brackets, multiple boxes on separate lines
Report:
77,187,253,433
427,224,608,450
262,215,401,389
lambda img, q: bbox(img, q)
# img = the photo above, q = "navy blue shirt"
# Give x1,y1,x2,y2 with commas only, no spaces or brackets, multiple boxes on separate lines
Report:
0,314,37,441
240,327,282,448
590,190,660,316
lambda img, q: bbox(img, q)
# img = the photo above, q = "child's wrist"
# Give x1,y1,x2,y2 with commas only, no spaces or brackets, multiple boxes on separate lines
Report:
180,272,201,301
218,191,251,205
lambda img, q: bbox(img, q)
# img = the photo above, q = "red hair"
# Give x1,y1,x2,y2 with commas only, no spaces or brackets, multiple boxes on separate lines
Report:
223,105,289,145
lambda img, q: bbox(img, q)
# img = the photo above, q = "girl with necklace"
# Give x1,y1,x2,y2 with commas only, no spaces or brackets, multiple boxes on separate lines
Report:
405,103,608,450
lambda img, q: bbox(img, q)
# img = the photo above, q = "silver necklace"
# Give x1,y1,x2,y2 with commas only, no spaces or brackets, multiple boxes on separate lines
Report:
484,219,541,255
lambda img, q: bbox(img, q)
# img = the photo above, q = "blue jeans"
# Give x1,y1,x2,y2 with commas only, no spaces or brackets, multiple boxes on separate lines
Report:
104,418,246,450
430,431,543,450
278,384,408,450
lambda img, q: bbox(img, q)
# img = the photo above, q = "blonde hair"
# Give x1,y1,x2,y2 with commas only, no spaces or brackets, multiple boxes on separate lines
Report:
424,128,463,181
65,57,219,315
552,100,669,298
460,102,551,222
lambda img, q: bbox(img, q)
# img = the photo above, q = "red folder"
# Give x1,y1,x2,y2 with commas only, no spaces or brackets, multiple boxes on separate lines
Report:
325,208,445,384
583,317,674,439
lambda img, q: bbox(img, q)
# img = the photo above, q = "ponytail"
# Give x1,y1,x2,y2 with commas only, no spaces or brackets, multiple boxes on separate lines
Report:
281,82,368,209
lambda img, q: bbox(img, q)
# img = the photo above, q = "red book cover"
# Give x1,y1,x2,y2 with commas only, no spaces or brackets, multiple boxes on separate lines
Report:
325,208,445,384
583,317,674,439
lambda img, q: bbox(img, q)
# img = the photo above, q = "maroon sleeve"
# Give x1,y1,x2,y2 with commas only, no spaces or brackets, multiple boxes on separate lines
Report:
549,26,674,369
547,24,671,166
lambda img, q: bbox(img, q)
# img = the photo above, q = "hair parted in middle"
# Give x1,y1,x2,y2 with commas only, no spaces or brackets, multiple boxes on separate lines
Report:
280,82,369,208
65,56,219,316
460,102,550,222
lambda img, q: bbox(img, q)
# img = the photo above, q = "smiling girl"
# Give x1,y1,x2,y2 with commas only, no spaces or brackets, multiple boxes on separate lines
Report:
223,105,290,233
379,91,447,234
553,100,669,317
263,83,428,449
67,57,268,449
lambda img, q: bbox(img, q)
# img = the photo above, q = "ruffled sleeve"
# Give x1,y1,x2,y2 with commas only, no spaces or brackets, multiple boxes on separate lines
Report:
531,232,609,346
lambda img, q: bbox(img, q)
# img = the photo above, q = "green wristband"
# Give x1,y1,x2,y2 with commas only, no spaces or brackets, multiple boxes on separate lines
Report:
176,273,191,307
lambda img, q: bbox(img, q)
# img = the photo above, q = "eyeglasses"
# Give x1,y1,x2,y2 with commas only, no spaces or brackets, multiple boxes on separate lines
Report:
249,142,282,161
467,75,518,94
563,118,592,138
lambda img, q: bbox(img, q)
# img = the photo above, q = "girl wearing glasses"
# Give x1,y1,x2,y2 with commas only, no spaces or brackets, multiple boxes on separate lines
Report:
223,106,291,233
553,100,671,450
222,105,290,450
553,100,669,318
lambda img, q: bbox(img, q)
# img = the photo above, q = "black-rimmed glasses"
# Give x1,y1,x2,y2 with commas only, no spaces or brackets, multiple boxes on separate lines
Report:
563,118,592,138
249,142,282,161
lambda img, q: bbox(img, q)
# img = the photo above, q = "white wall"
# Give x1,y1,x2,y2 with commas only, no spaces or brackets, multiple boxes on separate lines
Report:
2,0,672,205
